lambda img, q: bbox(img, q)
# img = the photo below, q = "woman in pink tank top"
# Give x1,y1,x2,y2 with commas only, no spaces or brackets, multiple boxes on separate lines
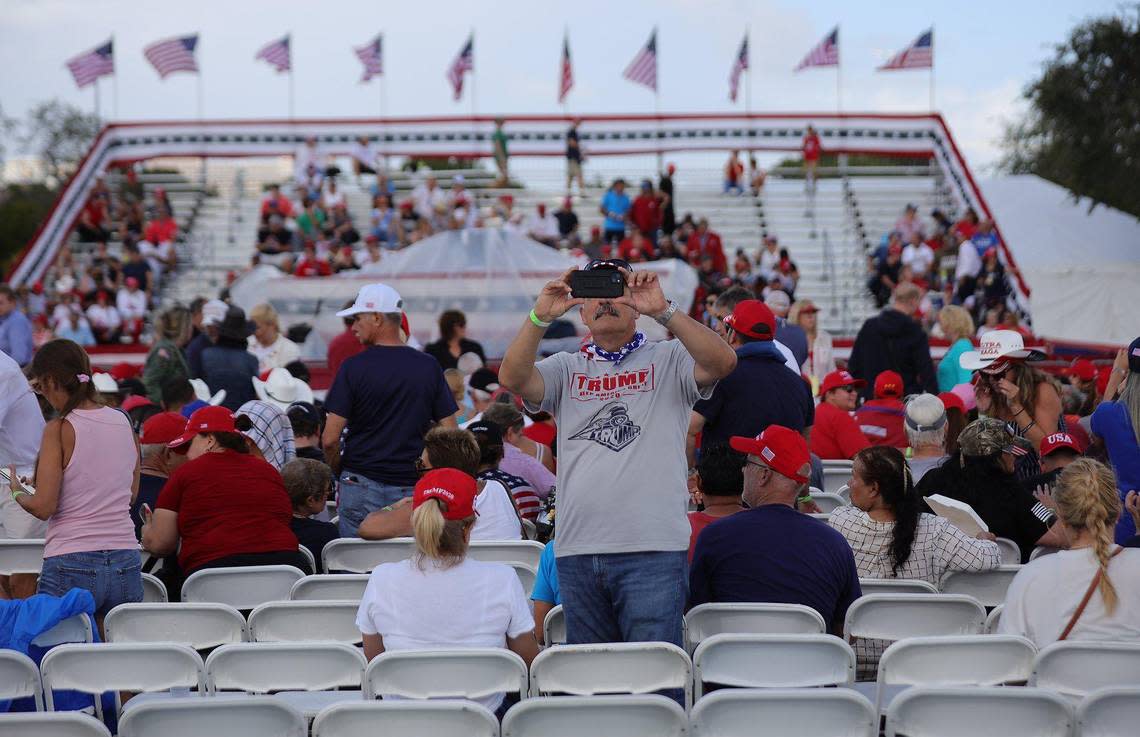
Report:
12,340,143,626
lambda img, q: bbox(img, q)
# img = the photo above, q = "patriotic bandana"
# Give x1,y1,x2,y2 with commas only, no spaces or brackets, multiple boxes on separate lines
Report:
581,332,646,364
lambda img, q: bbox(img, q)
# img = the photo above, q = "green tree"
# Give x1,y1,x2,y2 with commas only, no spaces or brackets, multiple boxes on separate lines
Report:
0,183,57,269
999,9,1140,217
21,99,101,183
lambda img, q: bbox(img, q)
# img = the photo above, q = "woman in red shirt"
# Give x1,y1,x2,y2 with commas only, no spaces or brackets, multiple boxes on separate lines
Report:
802,125,822,194
811,370,871,460
141,406,309,593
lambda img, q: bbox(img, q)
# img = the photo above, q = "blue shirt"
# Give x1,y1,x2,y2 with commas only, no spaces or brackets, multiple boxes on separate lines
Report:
775,319,809,368
1091,401,1140,543
689,504,862,633
0,310,33,366
531,540,560,604
938,337,974,391
324,345,458,486
970,232,999,258
56,322,95,347
601,189,631,232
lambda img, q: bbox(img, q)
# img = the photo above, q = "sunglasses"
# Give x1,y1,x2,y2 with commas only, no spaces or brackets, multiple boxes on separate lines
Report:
414,458,434,476
585,258,632,272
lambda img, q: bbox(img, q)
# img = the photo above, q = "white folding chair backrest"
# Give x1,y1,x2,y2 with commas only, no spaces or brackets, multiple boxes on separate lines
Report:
529,642,693,710
685,602,825,652
511,562,536,594
1077,686,1140,737
321,538,414,572
809,492,846,513
205,642,365,694
820,460,854,470
1032,641,1140,700
939,566,1021,607
290,573,370,601
1029,545,1061,561
884,686,1075,737
501,695,687,737
40,643,204,712
543,604,565,646
297,544,316,573
364,649,527,701
693,634,855,699
843,594,986,642
834,483,851,502
985,604,1004,633
0,538,45,574
117,695,306,737
30,613,93,647
994,538,1022,565
0,650,43,710
104,603,247,650
467,540,545,569
822,465,853,495
248,601,361,644
690,687,877,737
313,701,499,737
140,572,169,602
857,578,939,597
0,712,112,737
181,565,305,609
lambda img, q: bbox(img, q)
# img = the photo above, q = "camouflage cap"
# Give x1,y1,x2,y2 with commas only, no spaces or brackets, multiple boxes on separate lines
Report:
958,417,1035,459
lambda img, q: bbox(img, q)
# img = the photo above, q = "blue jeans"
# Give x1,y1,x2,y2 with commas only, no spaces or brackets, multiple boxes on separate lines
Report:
337,469,413,538
38,549,143,618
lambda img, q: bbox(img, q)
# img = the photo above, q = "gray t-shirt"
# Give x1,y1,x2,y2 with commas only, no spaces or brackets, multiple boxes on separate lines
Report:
527,339,712,557
908,454,949,482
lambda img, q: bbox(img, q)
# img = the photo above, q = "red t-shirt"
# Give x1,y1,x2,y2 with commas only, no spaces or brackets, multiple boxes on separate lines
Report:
156,451,297,573
810,402,871,460
144,218,178,245
522,422,556,449
685,232,727,273
854,398,908,449
630,195,661,235
327,328,365,377
687,510,741,562
803,133,822,162
294,257,332,277
618,238,655,262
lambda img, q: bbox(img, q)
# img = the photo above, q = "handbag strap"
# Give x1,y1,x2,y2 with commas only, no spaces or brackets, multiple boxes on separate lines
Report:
1059,546,1124,641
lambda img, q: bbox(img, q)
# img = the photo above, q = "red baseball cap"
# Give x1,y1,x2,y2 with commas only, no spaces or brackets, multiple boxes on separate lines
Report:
723,300,775,341
820,370,867,396
1066,359,1097,382
140,412,188,445
168,405,237,450
874,370,904,399
1040,432,1084,457
730,425,811,484
938,391,966,414
413,468,479,520
120,395,155,413
110,362,142,381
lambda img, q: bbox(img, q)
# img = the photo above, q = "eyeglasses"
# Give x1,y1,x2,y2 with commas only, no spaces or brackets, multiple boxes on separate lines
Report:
837,385,857,393
585,258,632,272
414,458,434,476
744,460,771,473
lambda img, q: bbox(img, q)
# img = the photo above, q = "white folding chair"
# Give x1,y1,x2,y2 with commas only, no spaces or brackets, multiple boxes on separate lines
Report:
843,594,986,643
501,694,687,737
117,695,306,737
940,566,1021,607
40,643,204,721
0,649,44,710
984,604,1004,634
1077,686,1140,737
104,603,248,650
289,574,370,601
140,572,169,603
181,565,305,609
884,686,1075,737
0,538,44,574
529,642,693,710
1032,641,1140,701
821,464,853,495
1029,545,1061,561
313,700,499,737
543,604,565,647
0,712,112,737
857,579,939,597
297,545,317,574
467,540,545,569
248,601,361,644
511,562,537,594
321,539,414,573
690,687,877,737
684,602,826,653
834,483,851,502
31,613,93,647
994,537,1022,565
692,634,855,699
809,492,846,513
363,649,527,702
205,642,366,717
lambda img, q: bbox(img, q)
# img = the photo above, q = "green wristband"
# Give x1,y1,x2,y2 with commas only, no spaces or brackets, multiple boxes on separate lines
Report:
11,489,30,502
529,309,552,329
796,495,813,504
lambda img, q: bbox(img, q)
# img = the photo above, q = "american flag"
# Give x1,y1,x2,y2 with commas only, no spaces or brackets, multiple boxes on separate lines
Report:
729,34,749,102
558,33,573,103
143,34,199,79
879,29,933,71
623,29,657,91
794,27,839,71
65,40,114,89
255,35,291,73
355,34,383,81
447,35,474,101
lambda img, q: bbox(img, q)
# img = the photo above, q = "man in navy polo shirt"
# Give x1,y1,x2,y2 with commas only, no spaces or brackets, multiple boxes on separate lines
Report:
688,425,861,634
687,300,814,466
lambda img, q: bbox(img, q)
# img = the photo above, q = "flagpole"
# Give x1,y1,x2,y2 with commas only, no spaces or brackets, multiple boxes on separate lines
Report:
197,35,204,121
654,27,662,173
929,25,936,112
836,27,843,115
744,27,751,118
288,35,295,121
470,30,478,170
379,67,388,172
111,34,118,120
94,81,101,122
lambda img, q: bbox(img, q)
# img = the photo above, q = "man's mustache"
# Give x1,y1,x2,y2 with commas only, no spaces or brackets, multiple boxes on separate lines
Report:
594,303,620,319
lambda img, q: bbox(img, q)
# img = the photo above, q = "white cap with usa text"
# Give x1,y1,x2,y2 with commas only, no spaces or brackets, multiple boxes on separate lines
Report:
336,283,404,317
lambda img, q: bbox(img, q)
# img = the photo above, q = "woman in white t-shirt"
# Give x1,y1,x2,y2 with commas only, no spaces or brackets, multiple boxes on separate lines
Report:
999,458,1140,648
355,467,538,714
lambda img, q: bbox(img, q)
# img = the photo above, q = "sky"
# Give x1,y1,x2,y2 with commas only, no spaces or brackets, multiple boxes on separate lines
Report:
0,0,1123,172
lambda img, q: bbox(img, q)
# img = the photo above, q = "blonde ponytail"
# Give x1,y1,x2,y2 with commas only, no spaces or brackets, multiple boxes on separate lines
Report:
411,499,474,570
1054,458,1122,614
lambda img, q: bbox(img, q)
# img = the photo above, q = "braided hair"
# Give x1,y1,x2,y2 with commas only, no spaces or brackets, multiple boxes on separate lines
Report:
1053,459,1122,614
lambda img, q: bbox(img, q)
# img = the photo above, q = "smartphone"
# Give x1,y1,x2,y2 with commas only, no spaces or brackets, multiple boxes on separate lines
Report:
570,268,626,299
0,467,36,495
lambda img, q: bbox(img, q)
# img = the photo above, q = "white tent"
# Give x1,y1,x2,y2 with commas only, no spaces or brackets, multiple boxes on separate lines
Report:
980,175,1140,345
229,228,699,359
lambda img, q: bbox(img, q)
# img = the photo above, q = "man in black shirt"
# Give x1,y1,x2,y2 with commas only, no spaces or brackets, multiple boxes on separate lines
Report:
566,120,584,196
555,198,580,245
658,163,676,235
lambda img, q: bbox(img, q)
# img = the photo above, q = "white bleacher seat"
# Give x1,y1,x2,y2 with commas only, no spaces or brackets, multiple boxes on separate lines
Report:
857,579,939,596
529,642,693,710
1077,686,1140,737
181,565,305,609
248,601,361,644
884,686,1075,737
1029,545,1061,561
289,574,370,601
0,538,44,574
467,540,545,569
321,539,413,572
692,634,855,699
985,604,1004,634
843,594,986,643
104,603,248,649
994,537,1022,565
313,701,499,737
31,613,93,647
543,605,565,647
690,687,877,737
808,492,846,513
117,695,306,737
501,695,687,737
0,649,43,710
821,467,852,495
0,712,112,737
297,545,317,573
140,572,169,603
363,649,527,701
1031,641,1140,701
939,566,1022,607
684,602,826,653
